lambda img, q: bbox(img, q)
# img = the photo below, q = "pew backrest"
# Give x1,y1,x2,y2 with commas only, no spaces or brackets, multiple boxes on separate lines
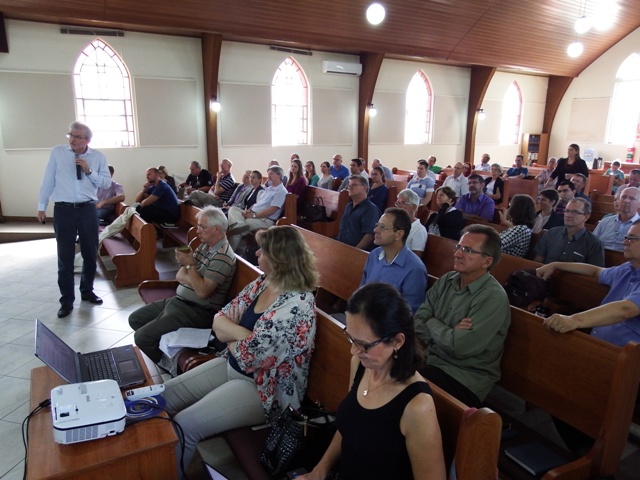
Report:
499,308,640,477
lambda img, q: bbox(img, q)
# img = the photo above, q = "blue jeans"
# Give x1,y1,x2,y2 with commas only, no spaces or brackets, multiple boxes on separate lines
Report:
53,202,99,306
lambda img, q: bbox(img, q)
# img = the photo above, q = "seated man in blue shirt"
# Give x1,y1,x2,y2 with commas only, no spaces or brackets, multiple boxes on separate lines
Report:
594,187,640,251
455,174,495,222
361,208,428,313
135,167,180,224
503,155,528,179
330,154,350,180
536,220,640,348
336,175,379,250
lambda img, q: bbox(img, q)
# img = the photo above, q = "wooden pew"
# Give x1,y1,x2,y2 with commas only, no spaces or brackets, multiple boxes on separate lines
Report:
216,309,502,480
504,177,537,201
99,209,159,287
604,248,626,268
293,225,367,311
498,308,640,479
589,192,614,203
137,255,261,305
156,202,201,248
588,174,614,195
587,201,616,225
294,186,349,238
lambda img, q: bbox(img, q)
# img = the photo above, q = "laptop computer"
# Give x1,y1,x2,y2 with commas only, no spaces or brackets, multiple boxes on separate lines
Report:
34,319,146,388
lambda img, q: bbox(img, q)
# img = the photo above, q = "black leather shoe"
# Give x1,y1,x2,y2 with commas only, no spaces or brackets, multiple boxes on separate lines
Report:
57,305,73,318
81,292,103,305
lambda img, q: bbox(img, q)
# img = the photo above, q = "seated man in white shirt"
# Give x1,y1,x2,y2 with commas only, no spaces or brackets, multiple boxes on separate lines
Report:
593,187,640,251
442,162,469,198
476,153,491,172
227,165,287,252
394,188,428,257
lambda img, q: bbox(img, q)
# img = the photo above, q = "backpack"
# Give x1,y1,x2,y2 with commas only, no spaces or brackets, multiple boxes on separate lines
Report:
503,269,550,310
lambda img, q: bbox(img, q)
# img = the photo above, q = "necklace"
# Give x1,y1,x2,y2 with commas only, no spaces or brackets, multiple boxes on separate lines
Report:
362,371,393,397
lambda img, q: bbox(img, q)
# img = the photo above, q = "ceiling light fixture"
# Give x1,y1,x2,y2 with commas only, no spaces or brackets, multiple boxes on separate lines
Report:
567,41,584,58
574,15,592,34
368,103,377,117
366,3,386,25
477,109,486,121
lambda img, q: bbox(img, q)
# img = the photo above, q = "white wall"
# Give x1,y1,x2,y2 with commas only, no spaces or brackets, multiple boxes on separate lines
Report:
551,26,640,163
476,72,548,168
217,41,361,176
0,20,206,217
369,59,470,171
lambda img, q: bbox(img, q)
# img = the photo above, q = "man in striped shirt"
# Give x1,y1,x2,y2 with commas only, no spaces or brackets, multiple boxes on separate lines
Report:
129,206,236,363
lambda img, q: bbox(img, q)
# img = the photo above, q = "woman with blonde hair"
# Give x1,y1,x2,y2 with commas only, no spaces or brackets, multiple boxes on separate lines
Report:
162,225,319,476
158,165,178,193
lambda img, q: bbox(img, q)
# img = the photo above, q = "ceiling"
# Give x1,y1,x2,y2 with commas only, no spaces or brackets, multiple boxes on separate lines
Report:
1,0,639,78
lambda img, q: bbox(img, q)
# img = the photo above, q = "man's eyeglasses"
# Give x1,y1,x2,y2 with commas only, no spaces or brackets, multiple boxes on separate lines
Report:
374,222,397,232
196,224,213,230
66,133,86,140
453,244,487,256
564,209,586,216
343,328,394,353
395,200,414,207
624,235,640,242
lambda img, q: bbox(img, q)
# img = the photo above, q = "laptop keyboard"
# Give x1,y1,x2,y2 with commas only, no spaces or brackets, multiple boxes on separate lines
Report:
87,352,119,382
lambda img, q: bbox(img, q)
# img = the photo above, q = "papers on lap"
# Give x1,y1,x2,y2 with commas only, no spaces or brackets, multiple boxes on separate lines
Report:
159,328,213,358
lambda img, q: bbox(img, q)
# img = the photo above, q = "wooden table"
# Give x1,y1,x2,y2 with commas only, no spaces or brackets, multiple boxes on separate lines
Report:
27,350,178,480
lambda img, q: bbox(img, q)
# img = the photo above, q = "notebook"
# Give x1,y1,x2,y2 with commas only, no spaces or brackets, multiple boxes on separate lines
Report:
504,440,569,476
34,319,146,388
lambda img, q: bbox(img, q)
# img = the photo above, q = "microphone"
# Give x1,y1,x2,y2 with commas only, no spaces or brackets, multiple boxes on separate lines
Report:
75,154,82,180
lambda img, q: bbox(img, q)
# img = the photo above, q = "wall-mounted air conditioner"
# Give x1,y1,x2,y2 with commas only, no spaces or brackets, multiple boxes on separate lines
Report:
321,60,362,76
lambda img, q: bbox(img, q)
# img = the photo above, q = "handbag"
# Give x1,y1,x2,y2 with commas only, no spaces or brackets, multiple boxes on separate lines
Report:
260,403,336,477
302,197,329,223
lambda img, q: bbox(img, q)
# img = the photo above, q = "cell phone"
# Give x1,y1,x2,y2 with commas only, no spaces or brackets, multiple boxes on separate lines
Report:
286,468,308,479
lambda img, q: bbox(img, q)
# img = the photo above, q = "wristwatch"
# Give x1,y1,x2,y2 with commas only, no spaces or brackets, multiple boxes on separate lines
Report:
86,169,92,175
185,264,194,271
252,211,257,218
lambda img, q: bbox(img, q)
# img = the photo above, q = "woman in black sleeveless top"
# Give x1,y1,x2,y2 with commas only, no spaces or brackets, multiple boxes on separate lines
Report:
300,284,446,480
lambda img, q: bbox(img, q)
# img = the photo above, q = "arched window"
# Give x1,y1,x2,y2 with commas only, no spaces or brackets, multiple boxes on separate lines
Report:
499,82,522,145
607,53,640,145
272,57,309,146
73,39,135,147
404,71,433,144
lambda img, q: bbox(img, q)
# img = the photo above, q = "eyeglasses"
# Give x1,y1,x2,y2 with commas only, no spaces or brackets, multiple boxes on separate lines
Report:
564,209,586,216
394,200,414,207
453,244,487,256
343,328,393,353
624,235,640,242
66,133,86,140
196,224,213,230
374,222,397,232
346,184,364,190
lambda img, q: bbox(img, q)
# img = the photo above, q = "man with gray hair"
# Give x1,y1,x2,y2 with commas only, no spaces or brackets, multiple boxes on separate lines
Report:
534,197,604,266
179,161,213,194
37,121,111,318
129,206,236,363
594,187,640,251
476,153,491,172
227,165,288,251
372,158,393,181
336,175,379,250
395,188,427,256
185,158,236,207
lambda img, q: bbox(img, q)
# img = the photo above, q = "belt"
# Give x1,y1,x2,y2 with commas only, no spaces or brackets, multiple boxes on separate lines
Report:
176,296,216,313
55,201,95,208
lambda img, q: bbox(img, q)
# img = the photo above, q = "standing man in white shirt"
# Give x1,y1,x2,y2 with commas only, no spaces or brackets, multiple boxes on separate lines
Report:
37,121,111,318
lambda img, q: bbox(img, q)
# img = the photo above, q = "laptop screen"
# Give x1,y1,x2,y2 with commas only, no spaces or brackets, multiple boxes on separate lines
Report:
34,319,79,383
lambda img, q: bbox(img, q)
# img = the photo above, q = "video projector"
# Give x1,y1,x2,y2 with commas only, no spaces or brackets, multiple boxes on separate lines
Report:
51,379,126,444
